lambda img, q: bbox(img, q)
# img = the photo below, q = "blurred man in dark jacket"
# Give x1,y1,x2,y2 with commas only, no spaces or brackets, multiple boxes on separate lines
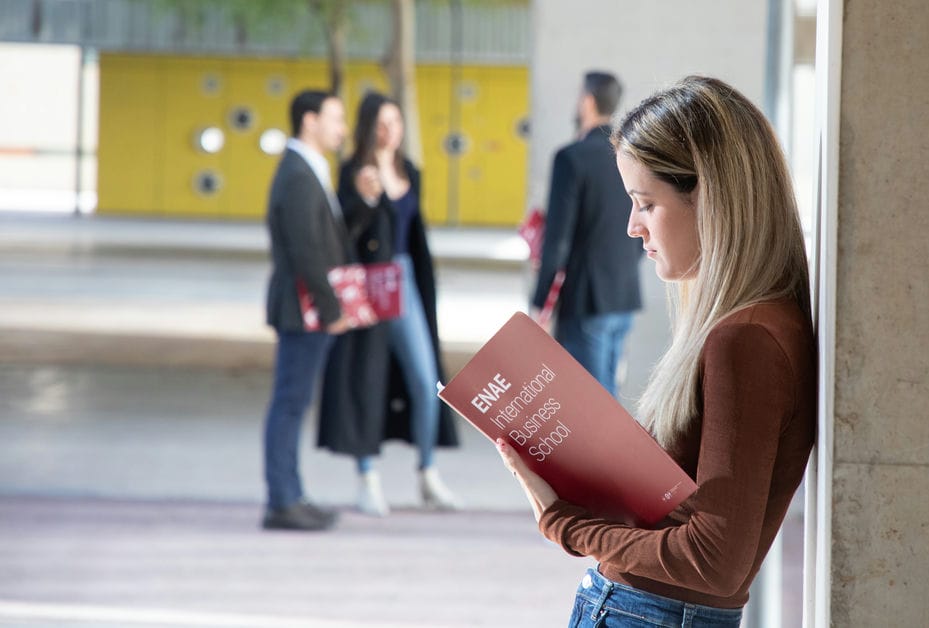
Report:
262,90,351,531
531,71,643,397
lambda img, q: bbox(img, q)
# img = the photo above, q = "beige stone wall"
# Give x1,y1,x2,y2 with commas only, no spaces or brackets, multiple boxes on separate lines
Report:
833,0,929,624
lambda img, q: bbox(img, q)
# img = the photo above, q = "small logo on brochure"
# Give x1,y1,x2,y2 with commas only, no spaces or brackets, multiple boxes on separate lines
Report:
662,482,685,502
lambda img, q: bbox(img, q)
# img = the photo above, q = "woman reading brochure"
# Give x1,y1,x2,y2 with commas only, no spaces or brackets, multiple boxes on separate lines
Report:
496,76,816,627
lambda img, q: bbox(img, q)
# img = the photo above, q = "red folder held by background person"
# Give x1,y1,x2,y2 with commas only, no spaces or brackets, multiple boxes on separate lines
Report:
536,269,565,327
520,208,564,328
363,261,404,320
437,312,697,527
297,262,403,331
518,207,546,269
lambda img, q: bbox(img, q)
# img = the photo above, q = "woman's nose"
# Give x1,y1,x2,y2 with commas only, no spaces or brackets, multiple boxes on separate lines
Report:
627,210,645,239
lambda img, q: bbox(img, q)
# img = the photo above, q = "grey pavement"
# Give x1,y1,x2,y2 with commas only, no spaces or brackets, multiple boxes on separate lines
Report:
0,360,593,627
0,212,533,367
0,495,589,628
0,211,801,627
0,211,670,401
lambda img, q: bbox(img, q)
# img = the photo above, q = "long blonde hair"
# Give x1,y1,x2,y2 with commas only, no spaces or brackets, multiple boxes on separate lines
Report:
612,76,811,448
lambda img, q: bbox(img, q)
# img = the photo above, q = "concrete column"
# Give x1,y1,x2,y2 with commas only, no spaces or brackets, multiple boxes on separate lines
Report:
830,0,929,624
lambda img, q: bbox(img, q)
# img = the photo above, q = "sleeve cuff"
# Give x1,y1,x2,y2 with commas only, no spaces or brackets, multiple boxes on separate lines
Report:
538,499,588,557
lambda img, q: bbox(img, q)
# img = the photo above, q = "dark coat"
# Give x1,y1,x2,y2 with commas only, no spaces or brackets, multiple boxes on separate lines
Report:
531,125,643,319
317,158,459,456
265,148,350,331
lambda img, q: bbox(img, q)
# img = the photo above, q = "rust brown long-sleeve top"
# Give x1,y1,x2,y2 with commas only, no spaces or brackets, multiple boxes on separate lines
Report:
539,299,816,609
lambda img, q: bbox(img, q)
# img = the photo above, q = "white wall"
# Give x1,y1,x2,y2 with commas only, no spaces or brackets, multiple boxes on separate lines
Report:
527,0,768,210
0,43,97,211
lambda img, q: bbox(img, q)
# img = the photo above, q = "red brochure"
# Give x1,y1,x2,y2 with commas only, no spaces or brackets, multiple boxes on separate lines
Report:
363,261,404,320
518,207,546,268
519,208,564,327
438,312,697,527
537,269,565,327
297,262,403,331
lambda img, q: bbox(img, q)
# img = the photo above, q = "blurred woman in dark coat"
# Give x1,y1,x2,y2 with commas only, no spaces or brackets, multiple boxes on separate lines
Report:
318,92,460,516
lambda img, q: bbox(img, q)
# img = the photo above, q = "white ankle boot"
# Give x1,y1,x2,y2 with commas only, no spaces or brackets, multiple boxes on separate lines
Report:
419,467,461,511
357,470,390,517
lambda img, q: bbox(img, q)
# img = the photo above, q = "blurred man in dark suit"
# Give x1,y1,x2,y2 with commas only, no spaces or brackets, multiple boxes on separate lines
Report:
262,90,351,531
531,71,643,397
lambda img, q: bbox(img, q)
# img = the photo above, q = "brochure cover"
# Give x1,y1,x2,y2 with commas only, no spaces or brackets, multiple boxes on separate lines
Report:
438,312,697,527
297,262,403,331
363,261,404,321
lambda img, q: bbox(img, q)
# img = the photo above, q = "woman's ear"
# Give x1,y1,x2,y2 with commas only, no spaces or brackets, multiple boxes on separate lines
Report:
687,187,699,208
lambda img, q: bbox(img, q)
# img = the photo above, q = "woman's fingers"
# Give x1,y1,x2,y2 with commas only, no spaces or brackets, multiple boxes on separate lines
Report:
354,166,383,201
496,437,559,521
495,438,524,476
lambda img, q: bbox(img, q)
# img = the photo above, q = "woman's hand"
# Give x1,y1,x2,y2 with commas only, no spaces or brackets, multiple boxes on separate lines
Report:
354,165,383,206
325,315,353,335
495,438,559,521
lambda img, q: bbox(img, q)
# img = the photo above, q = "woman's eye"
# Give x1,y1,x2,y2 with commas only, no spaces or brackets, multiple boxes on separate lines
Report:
639,204,654,213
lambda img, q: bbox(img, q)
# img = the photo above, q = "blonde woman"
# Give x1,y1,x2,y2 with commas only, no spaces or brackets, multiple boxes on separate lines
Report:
496,76,816,626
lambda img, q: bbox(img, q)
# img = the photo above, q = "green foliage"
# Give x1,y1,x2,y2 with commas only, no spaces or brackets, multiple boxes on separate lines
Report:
150,0,300,22
146,0,356,37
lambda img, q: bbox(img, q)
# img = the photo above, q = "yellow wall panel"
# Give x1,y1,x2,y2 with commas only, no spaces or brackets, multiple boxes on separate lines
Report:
416,65,453,225
96,54,528,226
220,59,292,219
456,65,529,226
97,55,163,214
161,57,225,218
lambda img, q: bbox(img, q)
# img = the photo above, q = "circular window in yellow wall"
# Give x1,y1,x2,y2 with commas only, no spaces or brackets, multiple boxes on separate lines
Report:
193,169,224,196
443,132,469,156
228,106,256,133
193,127,225,154
201,74,222,95
267,76,286,96
457,81,478,102
259,129,288,155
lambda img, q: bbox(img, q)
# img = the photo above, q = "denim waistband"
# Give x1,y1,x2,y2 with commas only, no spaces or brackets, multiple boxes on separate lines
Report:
574,568,743,628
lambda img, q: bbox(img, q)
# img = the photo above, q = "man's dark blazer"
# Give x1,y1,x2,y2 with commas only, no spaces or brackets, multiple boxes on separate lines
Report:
265,147,350,332
531,124,643,319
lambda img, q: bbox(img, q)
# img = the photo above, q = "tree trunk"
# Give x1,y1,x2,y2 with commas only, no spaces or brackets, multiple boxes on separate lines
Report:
308,0,347,99
30,0,42,37
234,14,248,49
326,9,346,99
383,0,422,165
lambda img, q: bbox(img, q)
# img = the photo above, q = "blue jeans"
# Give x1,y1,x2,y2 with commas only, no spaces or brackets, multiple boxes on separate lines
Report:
555,312,634,397
263,330,334,510
569,569,743,628
359,254,440,472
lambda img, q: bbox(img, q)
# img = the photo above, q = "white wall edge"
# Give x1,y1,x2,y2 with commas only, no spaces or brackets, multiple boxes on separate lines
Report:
804,0,842,626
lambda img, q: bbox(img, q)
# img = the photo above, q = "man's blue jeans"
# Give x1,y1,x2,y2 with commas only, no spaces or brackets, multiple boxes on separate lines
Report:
555,311,634,397
263,330,333,510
